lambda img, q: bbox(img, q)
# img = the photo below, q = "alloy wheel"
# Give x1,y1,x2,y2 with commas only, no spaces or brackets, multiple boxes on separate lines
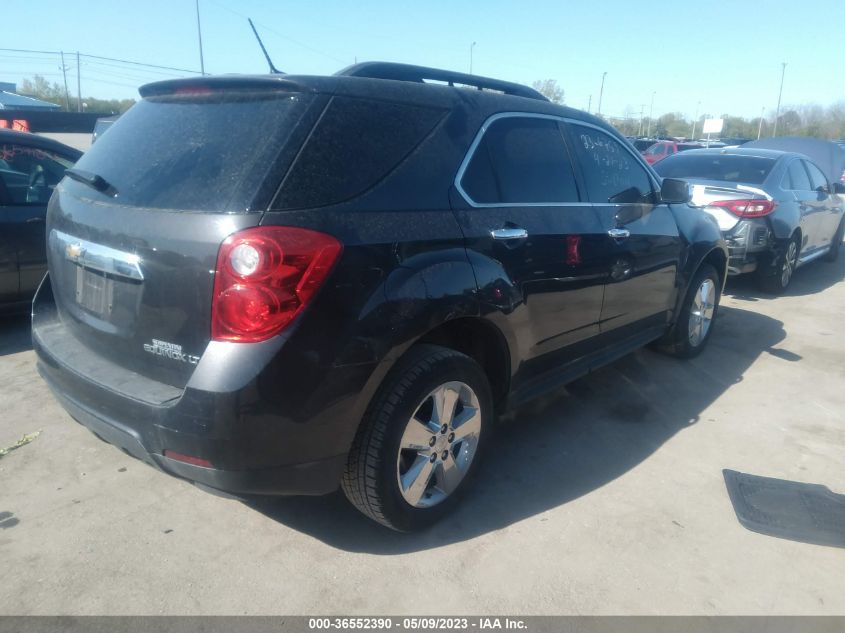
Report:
396,381,482,508
688,278,716,347
781,240,798,288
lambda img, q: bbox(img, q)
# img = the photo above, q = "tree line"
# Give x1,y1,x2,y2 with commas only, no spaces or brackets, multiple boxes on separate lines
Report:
18,76,136,115
531,79,845,140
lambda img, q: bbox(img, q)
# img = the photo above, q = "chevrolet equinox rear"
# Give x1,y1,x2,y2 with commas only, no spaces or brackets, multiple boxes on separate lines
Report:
33,63,728,531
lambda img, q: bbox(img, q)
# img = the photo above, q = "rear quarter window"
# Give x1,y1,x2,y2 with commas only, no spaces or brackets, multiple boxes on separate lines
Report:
273,96,446,209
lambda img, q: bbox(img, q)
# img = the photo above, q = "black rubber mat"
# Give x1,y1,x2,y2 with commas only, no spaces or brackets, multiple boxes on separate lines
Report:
723,469,845,548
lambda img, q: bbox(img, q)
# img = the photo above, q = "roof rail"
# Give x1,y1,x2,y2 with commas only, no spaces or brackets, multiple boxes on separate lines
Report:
336,62,548,102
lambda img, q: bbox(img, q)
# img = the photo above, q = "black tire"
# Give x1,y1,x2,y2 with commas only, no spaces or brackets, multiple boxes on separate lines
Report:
822,218,844,262
657,263,721,359
756,233,800,294
342,344,493,532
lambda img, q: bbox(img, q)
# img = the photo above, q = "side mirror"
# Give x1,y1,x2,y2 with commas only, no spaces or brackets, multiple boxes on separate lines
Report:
831,181,845,195
660,178,691,204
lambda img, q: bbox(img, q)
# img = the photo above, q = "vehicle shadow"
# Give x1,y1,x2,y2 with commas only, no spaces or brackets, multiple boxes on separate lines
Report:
249,305,790,553
0,315,32,356
725,250,845,301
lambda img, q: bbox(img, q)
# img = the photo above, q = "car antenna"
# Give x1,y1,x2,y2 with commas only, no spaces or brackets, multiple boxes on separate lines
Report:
248,18,284,74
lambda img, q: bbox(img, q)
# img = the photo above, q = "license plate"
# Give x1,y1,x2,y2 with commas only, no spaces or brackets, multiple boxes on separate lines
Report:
75,267,114,315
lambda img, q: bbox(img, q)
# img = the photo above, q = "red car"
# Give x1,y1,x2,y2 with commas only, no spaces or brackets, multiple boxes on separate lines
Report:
641,140,703,165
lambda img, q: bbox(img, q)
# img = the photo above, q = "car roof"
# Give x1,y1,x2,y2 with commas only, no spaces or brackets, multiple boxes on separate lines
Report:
138,63,611,132
0,129,83,158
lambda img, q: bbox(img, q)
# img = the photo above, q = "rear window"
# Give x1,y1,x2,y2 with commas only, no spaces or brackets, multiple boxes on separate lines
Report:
70,91,313,212
654,153,775,185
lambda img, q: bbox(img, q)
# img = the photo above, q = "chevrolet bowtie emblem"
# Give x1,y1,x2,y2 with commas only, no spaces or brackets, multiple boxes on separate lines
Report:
66,242,84,260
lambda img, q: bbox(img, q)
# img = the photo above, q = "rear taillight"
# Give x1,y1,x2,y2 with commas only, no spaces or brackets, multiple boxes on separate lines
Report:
709,199,777,218
211,226,342,343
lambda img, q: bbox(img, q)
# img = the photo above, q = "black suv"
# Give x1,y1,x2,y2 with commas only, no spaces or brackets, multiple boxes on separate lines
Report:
33,63,727,531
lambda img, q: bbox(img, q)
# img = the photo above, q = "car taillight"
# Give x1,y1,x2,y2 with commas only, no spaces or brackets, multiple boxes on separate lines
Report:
709,199,777,218
211,226,342,343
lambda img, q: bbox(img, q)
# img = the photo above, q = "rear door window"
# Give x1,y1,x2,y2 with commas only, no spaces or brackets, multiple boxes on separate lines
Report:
804,160,829,191
460,116,580,204
69,91,314,212
784,160,812,191
568,124,656,204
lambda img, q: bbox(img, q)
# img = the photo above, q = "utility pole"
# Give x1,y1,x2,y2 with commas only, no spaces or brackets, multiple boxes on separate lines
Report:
638,104,645,135
690,100,701,140
646,91,655,137
59,51,70,111
586,94,592,114
469,42,476,74
757,106,765,140
772,62,787,137
597,71,607,116
196,0,206,75
76,51,82,112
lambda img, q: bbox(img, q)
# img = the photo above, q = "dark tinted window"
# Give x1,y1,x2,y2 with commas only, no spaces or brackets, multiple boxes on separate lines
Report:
644,143,666,156
569,124,655,204
276,97,445,209
71,91,313,212
0,144,74,205
461,117,579,204
804,160,828,190
784,160,812,191
633,140,656,152
653,153,775,185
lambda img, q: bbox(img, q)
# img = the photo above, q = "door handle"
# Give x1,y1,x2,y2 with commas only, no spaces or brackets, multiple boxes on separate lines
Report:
491,227,528,240
26,217,45,223
607,228,630,240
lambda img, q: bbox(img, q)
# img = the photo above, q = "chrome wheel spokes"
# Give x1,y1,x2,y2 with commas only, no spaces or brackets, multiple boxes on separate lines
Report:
782,241,798,287
396,381,482,508
688,278,716,347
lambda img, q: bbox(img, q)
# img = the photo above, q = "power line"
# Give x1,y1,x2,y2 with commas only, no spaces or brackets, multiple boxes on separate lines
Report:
0,47,201,75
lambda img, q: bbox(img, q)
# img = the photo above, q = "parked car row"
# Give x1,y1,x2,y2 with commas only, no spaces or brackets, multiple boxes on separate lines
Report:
654,142,845,292
2,64,843,531
0,129,82,313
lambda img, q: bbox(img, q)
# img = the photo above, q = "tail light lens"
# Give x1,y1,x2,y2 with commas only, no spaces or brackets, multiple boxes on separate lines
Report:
212,226,342,343
709,199,777,218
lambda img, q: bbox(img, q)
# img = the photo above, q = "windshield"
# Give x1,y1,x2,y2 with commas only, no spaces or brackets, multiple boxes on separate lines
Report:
70,91,313,212
654,153,776,184
644,143,666,155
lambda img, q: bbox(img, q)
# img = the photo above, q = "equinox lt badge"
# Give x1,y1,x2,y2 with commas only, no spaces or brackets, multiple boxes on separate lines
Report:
143,339,200,365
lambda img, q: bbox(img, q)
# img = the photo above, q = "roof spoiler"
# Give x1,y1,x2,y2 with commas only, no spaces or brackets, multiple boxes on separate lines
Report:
139,75,311,98
336,61,548,102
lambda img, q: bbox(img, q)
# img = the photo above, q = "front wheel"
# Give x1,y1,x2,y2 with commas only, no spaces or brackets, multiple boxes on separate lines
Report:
342,344,492,531
658,263,721,358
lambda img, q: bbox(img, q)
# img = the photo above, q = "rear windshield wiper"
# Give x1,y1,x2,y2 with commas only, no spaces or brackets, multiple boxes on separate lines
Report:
65,168,119,197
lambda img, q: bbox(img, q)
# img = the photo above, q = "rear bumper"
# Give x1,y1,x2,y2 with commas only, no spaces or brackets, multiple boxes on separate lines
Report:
32,276,378,497
724,219,773,275
41,371,345,496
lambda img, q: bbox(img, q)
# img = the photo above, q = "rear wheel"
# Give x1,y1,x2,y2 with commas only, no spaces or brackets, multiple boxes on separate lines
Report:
342,344,492,531
757,234,800,294
822,218,844,262
658,263,720,358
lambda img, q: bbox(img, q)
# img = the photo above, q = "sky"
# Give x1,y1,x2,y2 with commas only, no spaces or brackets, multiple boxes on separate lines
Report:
4,0,842,121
